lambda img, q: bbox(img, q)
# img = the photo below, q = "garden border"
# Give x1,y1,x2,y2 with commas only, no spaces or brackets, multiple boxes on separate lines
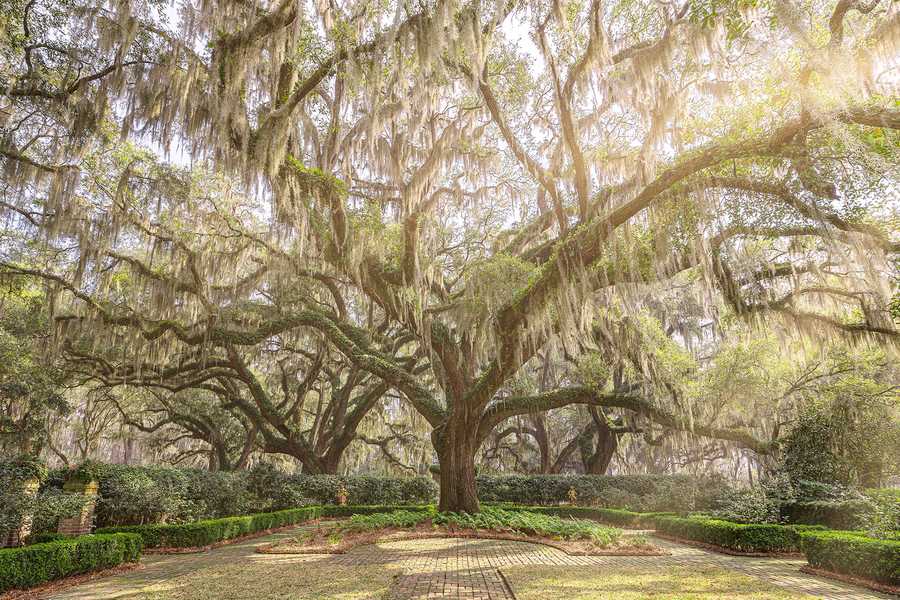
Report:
652,533,804,558
256,527,671,557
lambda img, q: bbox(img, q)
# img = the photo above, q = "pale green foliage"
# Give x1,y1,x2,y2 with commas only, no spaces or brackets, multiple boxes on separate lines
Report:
459,253,537,324
576,353,610,391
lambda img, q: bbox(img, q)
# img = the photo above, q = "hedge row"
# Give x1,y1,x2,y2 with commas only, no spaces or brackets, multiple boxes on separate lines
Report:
321,504,432,518
0,533,142,592
653,516,824,553
96,506,323,548
475,474,725,511
801,530,900,586
503,505,676,528
46,462,438,528
782,500,875,530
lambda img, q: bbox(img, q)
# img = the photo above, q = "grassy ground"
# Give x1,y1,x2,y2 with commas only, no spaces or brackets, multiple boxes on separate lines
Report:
109,557,395,599
503,564,816,600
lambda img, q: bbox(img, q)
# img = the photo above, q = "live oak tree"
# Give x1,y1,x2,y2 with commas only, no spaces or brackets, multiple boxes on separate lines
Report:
1,0,898,511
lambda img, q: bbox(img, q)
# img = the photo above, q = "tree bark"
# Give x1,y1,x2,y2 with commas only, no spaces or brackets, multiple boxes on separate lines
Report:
434,415,480,513
584,418,618,474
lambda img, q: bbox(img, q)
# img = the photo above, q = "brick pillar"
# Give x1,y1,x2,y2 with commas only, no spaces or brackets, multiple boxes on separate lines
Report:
57,479,99,536
1,478,40,547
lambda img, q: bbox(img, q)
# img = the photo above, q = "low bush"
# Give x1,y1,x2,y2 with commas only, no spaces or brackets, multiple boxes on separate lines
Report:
0,533,141,592
342,509,435,532
475,474,726,511
95,506,322,548
801,530,900,586
653,516,817,553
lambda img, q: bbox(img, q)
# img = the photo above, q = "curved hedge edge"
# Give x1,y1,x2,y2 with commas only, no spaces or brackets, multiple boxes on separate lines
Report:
800,530,900,587
95,506,323,549
0,533,142,592
653,516,811,554
652,532,803,557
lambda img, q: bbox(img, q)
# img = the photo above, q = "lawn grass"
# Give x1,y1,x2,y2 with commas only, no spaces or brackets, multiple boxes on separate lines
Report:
503,564,815,599
92,557,395,600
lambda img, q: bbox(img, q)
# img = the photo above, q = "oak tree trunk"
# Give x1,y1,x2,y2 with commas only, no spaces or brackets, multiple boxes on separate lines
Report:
434,415,480,513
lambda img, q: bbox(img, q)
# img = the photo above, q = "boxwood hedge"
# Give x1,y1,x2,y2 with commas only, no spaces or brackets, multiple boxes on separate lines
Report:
499,505,676,528
96,506,322,548
801,530,900,586
475,474,724,511
321,504,433,518
0,533,142,592
653,516,824,553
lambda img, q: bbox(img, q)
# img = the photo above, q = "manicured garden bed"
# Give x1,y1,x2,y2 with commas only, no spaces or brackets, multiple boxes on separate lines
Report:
260,506,664,556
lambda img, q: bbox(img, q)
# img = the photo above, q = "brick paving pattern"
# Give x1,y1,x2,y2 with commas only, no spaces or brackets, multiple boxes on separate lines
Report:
391,569,514,600
46,526,893,600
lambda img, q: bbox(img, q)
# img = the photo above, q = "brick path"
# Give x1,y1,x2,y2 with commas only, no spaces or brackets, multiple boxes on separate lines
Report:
45,527,893,600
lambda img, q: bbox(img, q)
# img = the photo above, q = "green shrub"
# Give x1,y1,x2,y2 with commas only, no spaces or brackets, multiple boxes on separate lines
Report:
1,459,86,539
44,462,436,527
474,474,725,511
341,509,435,532
279,474,437,506
95,506,322,548
710,475,794,524
783,500,875,530
322,504,433,518
0,533,141,592
801,530,900,585
654,516,812,553
25,532,69,545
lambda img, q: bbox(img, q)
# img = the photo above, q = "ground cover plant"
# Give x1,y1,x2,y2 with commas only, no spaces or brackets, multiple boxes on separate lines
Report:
262,506,657,556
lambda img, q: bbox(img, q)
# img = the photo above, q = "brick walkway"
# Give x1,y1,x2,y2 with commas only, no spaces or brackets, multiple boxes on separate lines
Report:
45,527,893,600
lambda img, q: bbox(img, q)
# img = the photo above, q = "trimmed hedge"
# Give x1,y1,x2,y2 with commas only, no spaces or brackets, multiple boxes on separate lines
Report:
654,516,824,553
0,533,142,592
25,532,69,545
475,474,725,511
322,504,433,518
96,506,322,548
801,530,900,586
504,505,676,528
783,500,874,530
